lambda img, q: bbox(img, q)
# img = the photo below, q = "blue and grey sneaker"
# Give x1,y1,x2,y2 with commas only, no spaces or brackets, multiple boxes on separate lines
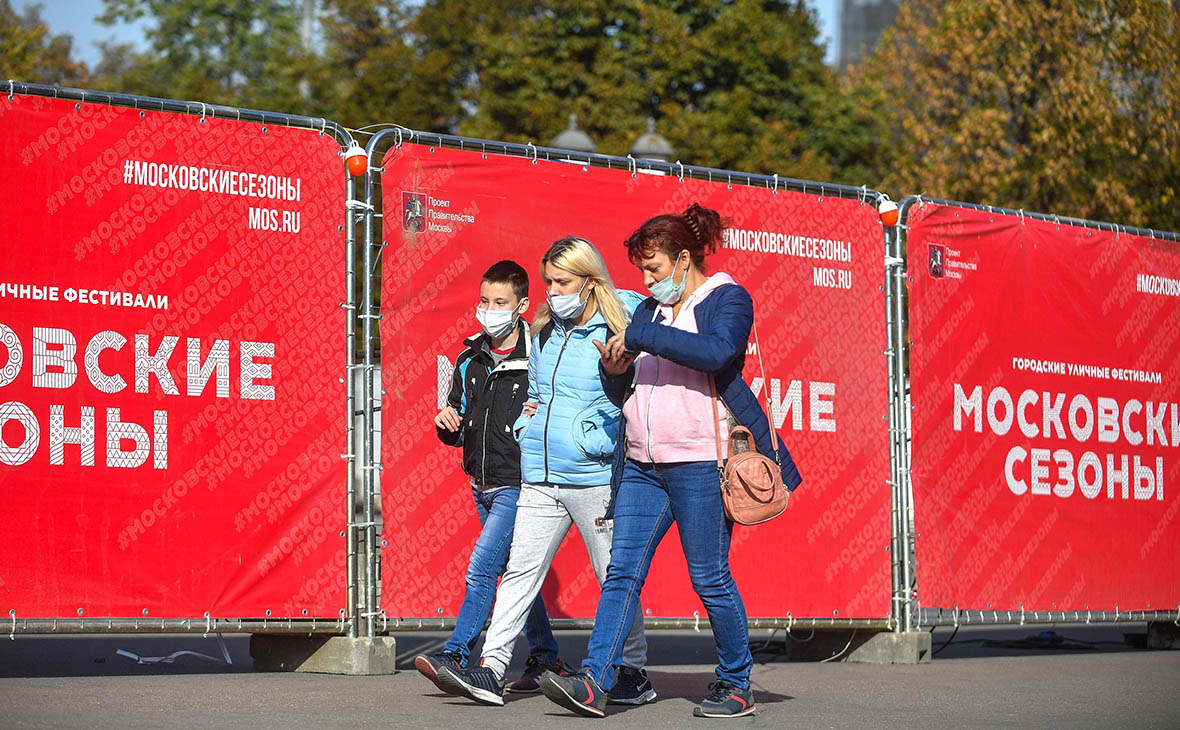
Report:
413,651,462,693
436,665,507,706
538,670,607,718
692,681,755,718
607,665,657,705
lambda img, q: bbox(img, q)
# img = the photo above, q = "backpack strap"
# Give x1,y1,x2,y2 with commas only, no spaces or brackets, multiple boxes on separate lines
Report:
537,319,556,351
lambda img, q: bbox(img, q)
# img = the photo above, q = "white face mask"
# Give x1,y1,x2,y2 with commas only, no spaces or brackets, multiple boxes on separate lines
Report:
548,278,589,321
475,306,518,339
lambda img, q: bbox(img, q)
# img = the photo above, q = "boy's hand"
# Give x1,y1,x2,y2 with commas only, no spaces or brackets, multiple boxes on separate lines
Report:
434,407,462,432
594,335,637,376
522,401,537,417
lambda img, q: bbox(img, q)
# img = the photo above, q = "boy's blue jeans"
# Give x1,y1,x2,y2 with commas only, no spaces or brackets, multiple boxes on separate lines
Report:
442,485,560,664
582,460,753,689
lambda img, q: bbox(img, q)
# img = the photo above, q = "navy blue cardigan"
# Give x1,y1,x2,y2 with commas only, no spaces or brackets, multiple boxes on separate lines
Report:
604,283,802,516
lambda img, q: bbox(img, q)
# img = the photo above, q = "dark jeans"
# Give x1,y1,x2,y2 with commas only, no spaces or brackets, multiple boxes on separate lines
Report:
442,485,559,664
582,459,753,689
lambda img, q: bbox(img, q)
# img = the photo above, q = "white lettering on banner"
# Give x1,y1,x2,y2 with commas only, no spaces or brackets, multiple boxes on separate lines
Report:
126,160,302,203
957,383,1173,503
1137,273,1180,297
187,338,231,398
3,280,169,311
49,404,95,466
1012,355,1162,385
247,206,301,233
240,341,275,400
0,325,277,469
750,378,837,433
721,228,853,263
32,327,78,389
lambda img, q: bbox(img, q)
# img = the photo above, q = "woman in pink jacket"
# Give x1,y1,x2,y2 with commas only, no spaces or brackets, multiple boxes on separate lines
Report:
538,203,801,719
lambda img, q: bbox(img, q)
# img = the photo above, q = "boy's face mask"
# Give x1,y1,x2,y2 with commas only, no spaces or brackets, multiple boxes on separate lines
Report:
475,304,520,339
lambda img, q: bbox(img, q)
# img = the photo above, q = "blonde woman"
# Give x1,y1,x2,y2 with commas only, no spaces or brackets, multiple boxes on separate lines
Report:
437,237,654,707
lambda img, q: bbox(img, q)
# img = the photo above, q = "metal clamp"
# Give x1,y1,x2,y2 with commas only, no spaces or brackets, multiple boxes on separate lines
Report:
199,103,207,123
9,610,14,640
693,610,701,632
626,154,636,178
675,160,684,183
7,79,14,100
204,612,212,638
526,141,537,165
772,173,779,195
346,199,375,211
394,127,403,149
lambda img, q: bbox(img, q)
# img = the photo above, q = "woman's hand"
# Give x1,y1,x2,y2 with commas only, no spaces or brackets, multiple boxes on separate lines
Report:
522,401,538,417
594,333,637,376
434,406,462,432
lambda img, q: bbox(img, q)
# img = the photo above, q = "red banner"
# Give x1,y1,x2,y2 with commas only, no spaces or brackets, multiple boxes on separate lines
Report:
908,202,1180,611
379,144,891,620
0,95,346,618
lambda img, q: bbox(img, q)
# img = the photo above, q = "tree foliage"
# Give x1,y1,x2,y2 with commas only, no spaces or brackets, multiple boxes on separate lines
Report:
419,0,853,182
0,0,87,86
852,0,1179,229
94,0,312,114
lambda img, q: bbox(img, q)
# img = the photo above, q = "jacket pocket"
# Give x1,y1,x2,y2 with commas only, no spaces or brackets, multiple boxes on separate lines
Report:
571,397,620,462
513,410,534,443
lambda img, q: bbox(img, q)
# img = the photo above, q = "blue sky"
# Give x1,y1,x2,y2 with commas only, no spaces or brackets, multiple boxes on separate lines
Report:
37,0,843,67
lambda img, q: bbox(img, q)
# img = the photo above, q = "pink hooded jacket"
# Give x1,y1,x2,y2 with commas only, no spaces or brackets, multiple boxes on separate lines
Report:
622,273,734,463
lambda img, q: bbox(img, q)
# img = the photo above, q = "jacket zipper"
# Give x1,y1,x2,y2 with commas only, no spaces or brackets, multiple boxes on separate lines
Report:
542,332,574,483
480,367,492,484
645,357,660,462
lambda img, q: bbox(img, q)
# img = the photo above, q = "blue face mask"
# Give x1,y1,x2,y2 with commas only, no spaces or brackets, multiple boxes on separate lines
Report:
648,252,688,305
548,278,589,320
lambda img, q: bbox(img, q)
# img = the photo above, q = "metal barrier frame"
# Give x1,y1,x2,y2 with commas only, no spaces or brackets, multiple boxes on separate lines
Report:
2,81,361,636
894,194,1180,629
355,124,902,637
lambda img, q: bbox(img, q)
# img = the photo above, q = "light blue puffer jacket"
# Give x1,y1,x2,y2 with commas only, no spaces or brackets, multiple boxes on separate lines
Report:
516,290,644,486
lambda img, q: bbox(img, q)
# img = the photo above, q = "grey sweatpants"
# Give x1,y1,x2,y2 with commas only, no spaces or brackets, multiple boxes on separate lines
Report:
480,482,648,677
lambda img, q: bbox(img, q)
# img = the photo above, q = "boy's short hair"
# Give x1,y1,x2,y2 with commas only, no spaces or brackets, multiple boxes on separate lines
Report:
481,260,529,300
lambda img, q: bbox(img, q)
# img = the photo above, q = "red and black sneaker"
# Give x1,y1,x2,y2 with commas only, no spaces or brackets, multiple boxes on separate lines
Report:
413,651,462,693
538,670,608,718
692,681,756,718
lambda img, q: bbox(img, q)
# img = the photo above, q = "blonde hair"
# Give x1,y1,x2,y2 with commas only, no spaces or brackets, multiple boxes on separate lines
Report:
532,237,631,337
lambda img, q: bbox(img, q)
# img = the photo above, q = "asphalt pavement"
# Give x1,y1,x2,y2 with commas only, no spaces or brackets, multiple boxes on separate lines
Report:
1,624,1177,729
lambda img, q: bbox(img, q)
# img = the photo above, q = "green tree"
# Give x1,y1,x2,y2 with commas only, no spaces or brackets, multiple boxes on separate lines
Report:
853,0,1179,230
94,0,314,114
0,0,88,86
413,0,861,183
315,0,465,131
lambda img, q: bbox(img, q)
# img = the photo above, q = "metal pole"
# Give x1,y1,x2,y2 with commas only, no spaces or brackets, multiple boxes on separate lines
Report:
344,175,358,639
883,225,904,631
891,218,915,634
360,158,377,640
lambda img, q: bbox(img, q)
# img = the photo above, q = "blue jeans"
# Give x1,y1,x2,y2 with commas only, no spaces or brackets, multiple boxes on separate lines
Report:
582,460,753,689
443,486,560,664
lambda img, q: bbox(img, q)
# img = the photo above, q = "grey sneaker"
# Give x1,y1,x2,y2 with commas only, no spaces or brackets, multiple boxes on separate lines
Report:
506,655,576,693
413,651,462,693
692,681,755,718
608,665,657,705
436,665,507,706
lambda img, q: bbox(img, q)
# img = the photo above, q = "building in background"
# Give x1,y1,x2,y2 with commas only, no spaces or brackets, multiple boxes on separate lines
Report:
838,0,900,68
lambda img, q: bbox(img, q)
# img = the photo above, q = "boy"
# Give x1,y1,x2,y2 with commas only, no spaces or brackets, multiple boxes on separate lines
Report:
414,260,573,693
